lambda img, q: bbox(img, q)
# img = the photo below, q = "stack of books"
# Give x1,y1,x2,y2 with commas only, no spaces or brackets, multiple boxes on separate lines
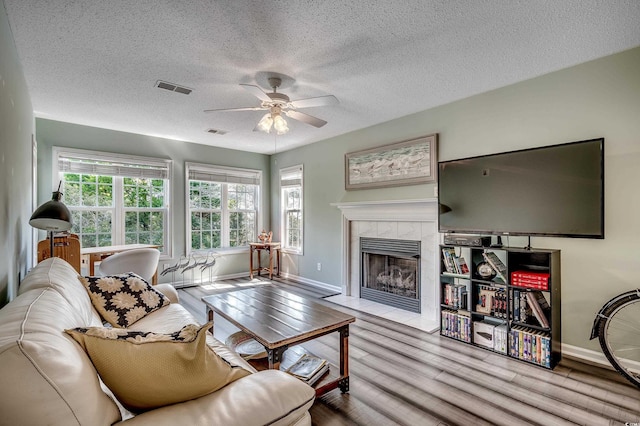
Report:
509,325,552,367
511,270,549,290
511,289,550,328
441,310,471,342
285,354,329,386
441,247,470,275
443,283,468,309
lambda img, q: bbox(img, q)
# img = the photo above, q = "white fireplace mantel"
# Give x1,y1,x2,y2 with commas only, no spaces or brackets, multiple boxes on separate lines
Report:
331,198,440,322
331,198,438,222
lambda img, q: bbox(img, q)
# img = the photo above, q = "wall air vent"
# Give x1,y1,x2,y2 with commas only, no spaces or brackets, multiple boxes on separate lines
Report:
206,128,227,135
155,80,192,95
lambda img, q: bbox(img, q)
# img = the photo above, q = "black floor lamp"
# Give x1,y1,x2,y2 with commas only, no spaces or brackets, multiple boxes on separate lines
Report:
29,183,73,259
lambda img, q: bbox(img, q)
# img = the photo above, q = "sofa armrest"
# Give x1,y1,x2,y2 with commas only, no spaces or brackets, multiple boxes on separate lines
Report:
118,370,315,426
153,284,179,304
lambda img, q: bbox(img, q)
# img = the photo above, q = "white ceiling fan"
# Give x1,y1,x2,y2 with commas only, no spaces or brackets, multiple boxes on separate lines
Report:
204,77,339,135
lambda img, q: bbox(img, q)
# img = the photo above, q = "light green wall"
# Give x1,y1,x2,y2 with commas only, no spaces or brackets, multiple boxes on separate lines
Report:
0,1,34,306
35,119,271,282
273,46,640,352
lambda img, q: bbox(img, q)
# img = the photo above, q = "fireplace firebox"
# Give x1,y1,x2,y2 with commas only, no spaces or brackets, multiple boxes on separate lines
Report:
360,237,421,313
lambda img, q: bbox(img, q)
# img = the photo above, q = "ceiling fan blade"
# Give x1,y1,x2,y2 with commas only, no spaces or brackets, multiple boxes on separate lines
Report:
204,106,265,113
240,84,272,102
284,110,328,128
290,95,339,109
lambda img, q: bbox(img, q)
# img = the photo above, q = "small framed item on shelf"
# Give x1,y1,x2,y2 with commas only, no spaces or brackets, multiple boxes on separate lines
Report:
476,288,495,314
476,261,497,280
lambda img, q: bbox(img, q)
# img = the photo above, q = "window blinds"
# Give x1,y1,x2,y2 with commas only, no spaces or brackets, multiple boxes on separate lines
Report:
187,162,261,185
280,165,303,187
57,151,170,180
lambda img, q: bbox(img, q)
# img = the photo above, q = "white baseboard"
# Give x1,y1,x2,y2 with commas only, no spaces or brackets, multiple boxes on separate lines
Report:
561,343,613,369
168,271,251,288
279,272,341,294
169,271,341,295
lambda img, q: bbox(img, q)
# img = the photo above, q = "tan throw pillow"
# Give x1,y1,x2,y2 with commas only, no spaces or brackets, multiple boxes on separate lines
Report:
65,323,251,412
79,273,170,328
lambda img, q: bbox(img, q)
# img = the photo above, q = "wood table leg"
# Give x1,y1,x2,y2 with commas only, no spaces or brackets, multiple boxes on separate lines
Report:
249,245,255,279
257,247,261,277
268,247,274,279
339,325,350,393
207,308,214,334
89,254,99,275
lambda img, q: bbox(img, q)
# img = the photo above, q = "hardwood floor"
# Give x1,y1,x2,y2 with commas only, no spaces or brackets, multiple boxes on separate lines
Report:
178,277,640,426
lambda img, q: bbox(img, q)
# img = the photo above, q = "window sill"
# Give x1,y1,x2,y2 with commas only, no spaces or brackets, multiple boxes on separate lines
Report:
281,248,303,256
191,247,249,256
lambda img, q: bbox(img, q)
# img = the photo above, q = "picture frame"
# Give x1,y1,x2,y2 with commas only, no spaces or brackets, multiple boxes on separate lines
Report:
345,134,438,190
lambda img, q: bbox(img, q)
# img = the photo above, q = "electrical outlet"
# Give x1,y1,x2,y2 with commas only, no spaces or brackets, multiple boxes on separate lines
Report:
317,262,322,271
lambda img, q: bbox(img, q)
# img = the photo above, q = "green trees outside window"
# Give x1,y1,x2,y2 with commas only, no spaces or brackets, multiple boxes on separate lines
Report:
188,180,257,251
62,174,167,250
280,165,303,254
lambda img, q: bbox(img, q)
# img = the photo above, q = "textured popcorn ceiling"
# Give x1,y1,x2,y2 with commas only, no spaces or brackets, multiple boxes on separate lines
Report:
4,1,640,154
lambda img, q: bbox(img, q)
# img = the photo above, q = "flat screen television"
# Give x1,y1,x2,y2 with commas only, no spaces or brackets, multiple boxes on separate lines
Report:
438,138,604,239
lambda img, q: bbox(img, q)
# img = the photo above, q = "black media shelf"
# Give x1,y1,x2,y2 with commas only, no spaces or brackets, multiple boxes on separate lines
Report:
439,244,561,369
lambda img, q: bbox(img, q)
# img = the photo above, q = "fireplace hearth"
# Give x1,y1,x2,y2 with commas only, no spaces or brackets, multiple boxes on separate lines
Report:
360,237,421,313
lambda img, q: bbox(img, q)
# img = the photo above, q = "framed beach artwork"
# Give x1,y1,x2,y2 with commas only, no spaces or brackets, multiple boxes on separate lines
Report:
345,134,438,190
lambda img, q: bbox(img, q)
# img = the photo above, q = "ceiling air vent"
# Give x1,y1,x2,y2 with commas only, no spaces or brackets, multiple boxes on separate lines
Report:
206,128,227,135
155,80,192,95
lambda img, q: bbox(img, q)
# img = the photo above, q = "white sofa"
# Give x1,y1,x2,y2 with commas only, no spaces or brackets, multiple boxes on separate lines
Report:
0,257,315,425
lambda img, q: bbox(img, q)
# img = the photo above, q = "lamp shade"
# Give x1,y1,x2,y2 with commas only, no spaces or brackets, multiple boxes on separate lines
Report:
257,113,273,133
30,191,73,231
273,114,289,135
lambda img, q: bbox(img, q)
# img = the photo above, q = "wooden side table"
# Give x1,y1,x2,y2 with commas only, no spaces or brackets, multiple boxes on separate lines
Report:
249,242,281,279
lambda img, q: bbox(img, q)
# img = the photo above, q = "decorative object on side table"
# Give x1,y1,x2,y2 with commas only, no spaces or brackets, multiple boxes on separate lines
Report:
29,182,73,260
257,229,273,243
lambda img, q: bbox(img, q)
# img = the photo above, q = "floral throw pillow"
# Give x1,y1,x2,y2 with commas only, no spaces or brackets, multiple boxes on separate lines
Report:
79,273,170,328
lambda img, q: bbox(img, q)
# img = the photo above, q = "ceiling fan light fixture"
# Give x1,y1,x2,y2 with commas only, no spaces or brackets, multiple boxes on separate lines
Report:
273,114,289,135
257,113,273,133
207,77,336,134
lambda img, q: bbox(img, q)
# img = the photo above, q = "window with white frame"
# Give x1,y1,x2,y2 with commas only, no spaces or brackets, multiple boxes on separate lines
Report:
186,162,261,252
280,165,303,254
53,148,172,255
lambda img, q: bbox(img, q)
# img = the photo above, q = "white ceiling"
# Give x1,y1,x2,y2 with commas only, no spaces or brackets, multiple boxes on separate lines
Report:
4,1,640,154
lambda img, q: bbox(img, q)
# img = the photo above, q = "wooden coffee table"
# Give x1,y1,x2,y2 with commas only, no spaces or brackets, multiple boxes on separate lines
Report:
202,286,355,396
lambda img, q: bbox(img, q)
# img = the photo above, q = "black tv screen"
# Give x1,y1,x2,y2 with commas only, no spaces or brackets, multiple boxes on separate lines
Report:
438,138,604,239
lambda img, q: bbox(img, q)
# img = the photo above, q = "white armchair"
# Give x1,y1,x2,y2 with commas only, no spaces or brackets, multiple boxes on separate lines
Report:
99,248,160,283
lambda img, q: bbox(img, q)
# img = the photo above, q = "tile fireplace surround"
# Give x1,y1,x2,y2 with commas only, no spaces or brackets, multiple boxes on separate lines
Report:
328,199,439,332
